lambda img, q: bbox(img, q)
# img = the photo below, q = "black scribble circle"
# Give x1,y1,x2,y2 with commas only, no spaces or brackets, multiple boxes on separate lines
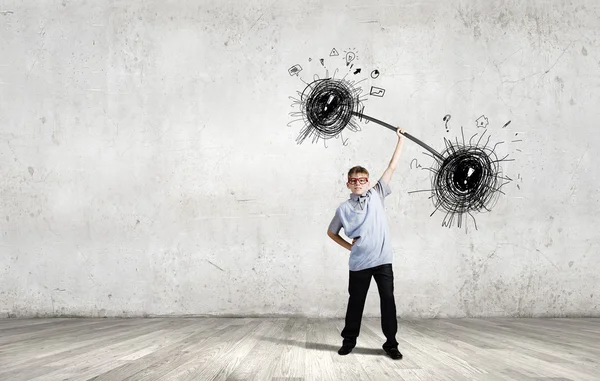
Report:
414,129,513,230
305,79,356,137
288,77,366,144
433,146,499,215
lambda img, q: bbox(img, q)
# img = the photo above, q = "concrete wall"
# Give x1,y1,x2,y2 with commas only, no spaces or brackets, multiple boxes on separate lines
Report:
1,0,599,318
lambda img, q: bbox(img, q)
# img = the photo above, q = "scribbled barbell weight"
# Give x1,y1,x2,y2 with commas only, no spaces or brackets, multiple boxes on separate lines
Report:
292,77,443,161
304,79,357,138
430,138,508,226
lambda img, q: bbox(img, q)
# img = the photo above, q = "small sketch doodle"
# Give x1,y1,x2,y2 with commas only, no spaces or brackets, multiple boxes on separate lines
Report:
476,115,489,128
371,70,380,79
288,64,302,76
410,158,423,169
319,58,325,67
502,120,511,128
370,86,385,97
344,49,358,66
353,68,361,75
346,52,355,66
443,114,451,132
330,48,339,57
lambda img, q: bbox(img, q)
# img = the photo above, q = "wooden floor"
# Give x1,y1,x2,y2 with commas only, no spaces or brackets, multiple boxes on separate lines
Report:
0,317,599,381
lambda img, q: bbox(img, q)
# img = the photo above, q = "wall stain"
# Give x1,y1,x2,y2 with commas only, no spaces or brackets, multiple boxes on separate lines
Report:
206,260,225,272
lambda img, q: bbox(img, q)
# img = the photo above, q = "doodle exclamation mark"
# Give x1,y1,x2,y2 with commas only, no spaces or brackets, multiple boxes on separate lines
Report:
324,94,335,112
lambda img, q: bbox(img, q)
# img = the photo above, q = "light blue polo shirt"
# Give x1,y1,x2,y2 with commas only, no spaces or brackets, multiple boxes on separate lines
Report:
328,178,393,271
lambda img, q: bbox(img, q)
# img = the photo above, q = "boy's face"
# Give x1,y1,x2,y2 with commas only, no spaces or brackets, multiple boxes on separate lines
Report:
346,173,370,195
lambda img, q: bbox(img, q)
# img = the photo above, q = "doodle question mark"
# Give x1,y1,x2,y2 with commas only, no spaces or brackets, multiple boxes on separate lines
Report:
443,114,451,132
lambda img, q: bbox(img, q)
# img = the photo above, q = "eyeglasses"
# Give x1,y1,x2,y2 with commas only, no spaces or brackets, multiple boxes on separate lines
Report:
348,177,368,185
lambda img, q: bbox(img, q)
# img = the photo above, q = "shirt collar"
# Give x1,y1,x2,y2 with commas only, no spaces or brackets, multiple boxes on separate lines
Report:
349,192,368,201
349,191,369,210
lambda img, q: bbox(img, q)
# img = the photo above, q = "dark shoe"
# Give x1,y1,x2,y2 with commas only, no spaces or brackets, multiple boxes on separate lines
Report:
338,345,354,355
384,348,403,359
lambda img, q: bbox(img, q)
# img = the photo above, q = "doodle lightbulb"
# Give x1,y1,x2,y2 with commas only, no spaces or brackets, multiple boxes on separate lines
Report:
345,52,356,66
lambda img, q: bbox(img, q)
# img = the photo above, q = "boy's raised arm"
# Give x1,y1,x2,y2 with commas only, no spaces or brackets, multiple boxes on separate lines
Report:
381,128,405,185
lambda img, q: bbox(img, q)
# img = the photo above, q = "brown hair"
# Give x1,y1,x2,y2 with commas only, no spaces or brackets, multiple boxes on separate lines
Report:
348,166,369,178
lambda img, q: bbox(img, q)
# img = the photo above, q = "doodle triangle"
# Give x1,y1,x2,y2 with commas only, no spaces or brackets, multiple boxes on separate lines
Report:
330,48,339,56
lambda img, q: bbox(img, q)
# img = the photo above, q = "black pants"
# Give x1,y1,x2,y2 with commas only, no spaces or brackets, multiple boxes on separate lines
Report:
341,263,398,350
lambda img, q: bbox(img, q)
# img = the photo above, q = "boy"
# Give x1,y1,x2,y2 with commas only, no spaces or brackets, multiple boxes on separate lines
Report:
327,127,405,360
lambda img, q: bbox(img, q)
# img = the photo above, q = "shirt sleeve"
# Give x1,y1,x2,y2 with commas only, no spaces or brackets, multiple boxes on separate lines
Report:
328,209,343,234
373,178,392,199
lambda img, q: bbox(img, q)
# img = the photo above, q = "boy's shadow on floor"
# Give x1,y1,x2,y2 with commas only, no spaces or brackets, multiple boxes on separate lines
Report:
257,336,384,356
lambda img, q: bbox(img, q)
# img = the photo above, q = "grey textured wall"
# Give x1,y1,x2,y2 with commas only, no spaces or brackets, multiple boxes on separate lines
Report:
1,0,599,318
